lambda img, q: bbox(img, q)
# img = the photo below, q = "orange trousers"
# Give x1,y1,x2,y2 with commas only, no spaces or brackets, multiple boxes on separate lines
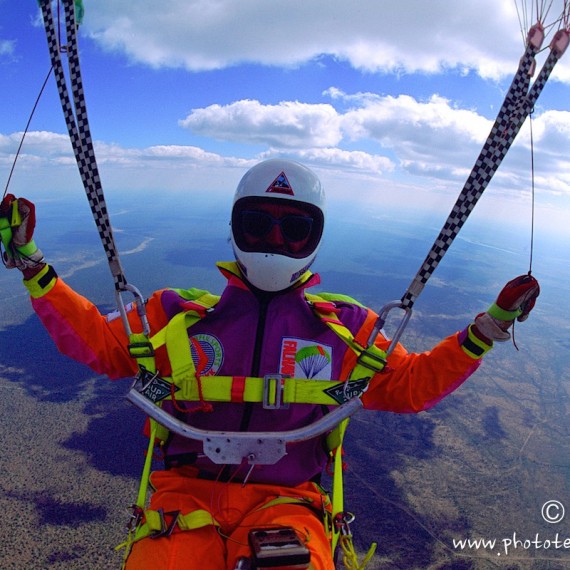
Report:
125,468,334,570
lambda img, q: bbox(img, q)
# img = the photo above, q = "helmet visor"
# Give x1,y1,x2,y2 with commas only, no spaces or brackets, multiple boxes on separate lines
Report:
240,210,314,243
232,197,324,259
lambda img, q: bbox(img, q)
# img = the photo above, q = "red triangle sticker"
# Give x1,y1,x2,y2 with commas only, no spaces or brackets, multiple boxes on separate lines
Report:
266,171,294,195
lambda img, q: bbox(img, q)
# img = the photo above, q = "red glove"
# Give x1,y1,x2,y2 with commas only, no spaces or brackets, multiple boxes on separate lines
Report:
474,274,540,342
0,194,44,271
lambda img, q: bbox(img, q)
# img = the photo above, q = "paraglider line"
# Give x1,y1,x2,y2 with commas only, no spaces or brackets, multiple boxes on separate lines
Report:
3,66,54,200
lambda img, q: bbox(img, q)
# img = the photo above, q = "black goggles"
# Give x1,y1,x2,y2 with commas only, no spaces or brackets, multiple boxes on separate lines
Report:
240,210,314,243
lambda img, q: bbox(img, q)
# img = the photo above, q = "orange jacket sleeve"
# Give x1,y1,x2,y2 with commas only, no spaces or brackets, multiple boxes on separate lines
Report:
349,305,489,413
23,265,169,380
361,333,483,412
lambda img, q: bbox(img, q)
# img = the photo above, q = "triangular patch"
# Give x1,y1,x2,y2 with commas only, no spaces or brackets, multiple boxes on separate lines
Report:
323,378,369,405
139,372,179,404
266,171,294,195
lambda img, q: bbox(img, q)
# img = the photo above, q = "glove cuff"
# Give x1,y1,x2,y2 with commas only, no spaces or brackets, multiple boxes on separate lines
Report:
474,312,511,342
460,324,493,359
488,302,523,321
23,264,58,298
15,239,39,257
7,244,45,270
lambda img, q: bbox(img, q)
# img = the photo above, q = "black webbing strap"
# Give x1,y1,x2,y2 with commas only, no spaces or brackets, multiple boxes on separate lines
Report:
39,0,127,292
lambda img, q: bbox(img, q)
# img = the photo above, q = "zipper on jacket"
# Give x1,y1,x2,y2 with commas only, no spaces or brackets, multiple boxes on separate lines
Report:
238,293,270,432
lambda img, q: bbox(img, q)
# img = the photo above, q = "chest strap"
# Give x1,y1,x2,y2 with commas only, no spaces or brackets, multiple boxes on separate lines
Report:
137,307,371,407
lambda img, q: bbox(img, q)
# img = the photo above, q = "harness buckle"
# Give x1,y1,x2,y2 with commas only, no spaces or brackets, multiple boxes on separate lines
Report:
115,283,151,337
126,504,144,534
334,511,356,536
355,346,387,374
367,300,413,357
262,374,289,410
150,509,181,539
128,340,155,359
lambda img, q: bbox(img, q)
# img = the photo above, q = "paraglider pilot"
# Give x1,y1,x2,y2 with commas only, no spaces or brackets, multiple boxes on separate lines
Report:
1,159,539,569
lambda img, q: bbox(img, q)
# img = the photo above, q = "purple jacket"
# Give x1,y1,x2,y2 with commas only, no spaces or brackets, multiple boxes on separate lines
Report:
158,265,372,485
26,262,483,486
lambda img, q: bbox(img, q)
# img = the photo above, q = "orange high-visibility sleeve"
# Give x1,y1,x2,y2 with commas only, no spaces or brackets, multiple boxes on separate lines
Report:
26,269,169,379
362,331,481,413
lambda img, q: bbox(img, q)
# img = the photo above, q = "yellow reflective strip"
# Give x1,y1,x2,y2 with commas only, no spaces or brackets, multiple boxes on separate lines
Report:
331,418,349,553
241,377,264,401
150,326,167,350
350,363,372,380
158,310,208,384
174,376,348,405
142,509,163,532
325,424,343,451
129,332,156,372
285,378,342,405
135,419,158,509
147,373,355,406
174,376,233,401
23,263,57,298
165,312,196,381
192,293,220,311
253,496,314,513
128,509,220,545
177,509,220,530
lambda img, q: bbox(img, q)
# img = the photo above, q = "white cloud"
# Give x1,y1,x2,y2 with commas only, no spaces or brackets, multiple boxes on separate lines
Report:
82,0,570,81
0,39,15,58
176,92,495,183
273,147,395,175
338,92,490,154
180,100,342,148
3,87,570,201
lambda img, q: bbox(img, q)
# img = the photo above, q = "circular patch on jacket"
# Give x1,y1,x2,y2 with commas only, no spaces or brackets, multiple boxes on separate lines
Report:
189,334,224,376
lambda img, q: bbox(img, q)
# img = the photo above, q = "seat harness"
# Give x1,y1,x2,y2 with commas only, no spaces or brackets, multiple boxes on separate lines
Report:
120,286,385,567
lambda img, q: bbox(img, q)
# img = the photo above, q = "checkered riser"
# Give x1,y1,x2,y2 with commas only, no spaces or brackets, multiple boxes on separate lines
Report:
40,0,127,291
401,41,560,310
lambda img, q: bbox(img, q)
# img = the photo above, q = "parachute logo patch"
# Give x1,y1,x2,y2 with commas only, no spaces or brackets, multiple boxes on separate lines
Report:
190,334,224,376
266,171,294,195
279,338,332,379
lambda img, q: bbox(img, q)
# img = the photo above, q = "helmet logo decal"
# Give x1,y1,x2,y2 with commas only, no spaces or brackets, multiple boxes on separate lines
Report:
266,171,294,195
279,338,333,380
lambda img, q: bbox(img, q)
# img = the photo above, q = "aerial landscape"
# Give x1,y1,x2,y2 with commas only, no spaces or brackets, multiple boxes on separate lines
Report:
1,1,570,569
0,196,568,568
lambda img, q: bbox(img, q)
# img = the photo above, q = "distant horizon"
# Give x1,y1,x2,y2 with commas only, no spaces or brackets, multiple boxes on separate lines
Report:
3,1,570,240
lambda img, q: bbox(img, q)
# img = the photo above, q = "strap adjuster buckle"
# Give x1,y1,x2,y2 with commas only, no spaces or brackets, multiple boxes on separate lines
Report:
150,509,181,539
126,504,144,533
263,374,289,410
334,511,356,536
128,341,155,359
356,346,387,374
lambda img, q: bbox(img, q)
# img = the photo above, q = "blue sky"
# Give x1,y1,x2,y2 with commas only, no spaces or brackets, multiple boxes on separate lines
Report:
1,0,570,238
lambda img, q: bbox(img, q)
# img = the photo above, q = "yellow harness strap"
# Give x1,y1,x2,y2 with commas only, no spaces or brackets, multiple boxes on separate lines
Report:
147,308,372,407
117,508,220,553
305,294,387,381
306,294,383,566
125,288,383,567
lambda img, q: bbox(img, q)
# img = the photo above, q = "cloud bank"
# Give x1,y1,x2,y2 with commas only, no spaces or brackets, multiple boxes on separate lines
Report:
83,0,570,81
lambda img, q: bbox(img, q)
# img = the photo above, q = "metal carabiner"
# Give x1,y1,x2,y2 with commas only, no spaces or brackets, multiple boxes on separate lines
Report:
115,282,151,337
334,512,356,536
367,300,413,357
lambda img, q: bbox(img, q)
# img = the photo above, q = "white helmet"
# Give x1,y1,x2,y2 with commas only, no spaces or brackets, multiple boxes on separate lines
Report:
230,159,326,292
